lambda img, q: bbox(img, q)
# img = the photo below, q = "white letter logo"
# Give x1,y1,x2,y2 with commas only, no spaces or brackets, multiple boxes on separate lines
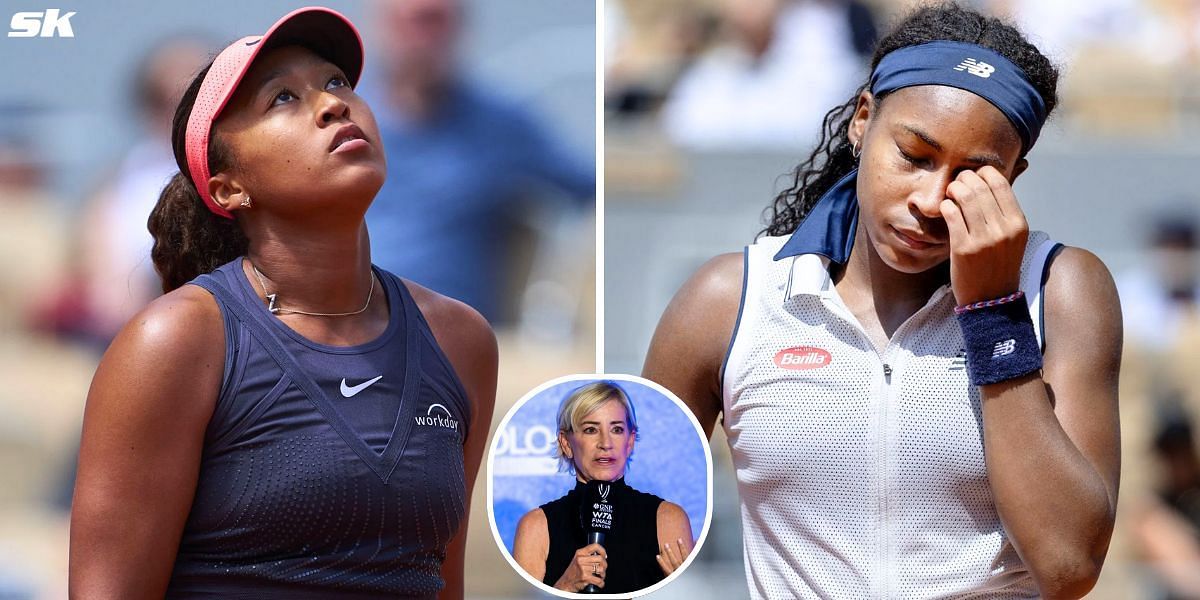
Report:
8,9,76,38
414,403,460,432
992,339,1017,358
954,58,994,78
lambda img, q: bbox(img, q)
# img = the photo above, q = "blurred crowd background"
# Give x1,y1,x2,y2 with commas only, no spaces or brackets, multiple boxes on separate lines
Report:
605,0,1200,598
0,0,593,598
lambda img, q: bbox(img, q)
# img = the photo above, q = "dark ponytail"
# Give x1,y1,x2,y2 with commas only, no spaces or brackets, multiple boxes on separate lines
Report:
147,63,248,293
762,2,1059,238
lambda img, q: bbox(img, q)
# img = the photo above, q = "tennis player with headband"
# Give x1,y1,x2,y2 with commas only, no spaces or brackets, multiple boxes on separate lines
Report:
69,7,496,599
644,4,1120,598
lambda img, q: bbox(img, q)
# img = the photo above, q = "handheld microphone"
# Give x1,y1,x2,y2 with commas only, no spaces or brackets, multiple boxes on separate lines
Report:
579,479,616,594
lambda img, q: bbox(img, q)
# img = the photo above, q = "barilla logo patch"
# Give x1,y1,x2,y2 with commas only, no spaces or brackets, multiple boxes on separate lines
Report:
774,346,832,370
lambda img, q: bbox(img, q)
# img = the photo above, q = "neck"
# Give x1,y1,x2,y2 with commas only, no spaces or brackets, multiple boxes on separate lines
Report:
244,219,373,314
834,221,949,334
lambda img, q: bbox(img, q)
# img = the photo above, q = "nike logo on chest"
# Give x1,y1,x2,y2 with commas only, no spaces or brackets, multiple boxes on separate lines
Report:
340,375,383,398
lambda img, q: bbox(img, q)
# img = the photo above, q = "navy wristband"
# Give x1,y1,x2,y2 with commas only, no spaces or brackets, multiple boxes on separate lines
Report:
955,298,1042,386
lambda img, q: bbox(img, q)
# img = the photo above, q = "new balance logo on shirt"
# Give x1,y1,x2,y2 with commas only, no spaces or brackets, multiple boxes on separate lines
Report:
954,57,995,78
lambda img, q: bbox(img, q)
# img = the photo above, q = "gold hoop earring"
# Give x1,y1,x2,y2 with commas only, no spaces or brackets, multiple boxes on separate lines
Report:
851,141,862,160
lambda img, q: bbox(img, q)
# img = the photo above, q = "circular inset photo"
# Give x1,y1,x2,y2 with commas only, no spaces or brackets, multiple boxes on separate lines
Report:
487,375,712,598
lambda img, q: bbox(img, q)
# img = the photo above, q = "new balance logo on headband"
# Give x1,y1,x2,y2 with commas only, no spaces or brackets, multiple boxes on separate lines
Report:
954,58,995,78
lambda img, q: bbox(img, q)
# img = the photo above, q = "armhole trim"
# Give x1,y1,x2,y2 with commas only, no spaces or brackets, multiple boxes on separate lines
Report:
1039,243,1065,353
1022,240,1065,353
719,247,751,402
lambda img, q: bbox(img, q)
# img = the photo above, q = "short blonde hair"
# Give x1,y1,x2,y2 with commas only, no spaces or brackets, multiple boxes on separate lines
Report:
555,381,639,474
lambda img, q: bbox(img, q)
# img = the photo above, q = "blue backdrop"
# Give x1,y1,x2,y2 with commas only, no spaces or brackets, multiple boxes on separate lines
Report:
490,377,709,557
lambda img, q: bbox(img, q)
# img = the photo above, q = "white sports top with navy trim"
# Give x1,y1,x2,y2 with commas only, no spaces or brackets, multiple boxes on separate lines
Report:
722,230,1059,599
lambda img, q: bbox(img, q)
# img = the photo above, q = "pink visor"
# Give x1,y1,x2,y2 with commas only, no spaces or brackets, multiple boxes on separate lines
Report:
184,6,364,218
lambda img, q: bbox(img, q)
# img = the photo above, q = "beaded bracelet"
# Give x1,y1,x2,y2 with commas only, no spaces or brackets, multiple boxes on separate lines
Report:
954,290,1025,316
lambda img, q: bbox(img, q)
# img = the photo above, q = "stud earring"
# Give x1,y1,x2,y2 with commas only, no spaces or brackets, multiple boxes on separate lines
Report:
240,196,252,208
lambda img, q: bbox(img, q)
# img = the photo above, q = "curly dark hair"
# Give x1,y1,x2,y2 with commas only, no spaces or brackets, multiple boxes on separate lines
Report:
761,2,1059,238
147,61,249,293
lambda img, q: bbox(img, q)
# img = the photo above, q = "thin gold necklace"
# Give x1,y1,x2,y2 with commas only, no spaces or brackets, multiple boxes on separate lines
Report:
250,262,374,317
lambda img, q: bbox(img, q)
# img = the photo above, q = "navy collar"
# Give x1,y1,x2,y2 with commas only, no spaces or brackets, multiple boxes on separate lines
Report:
772,168,859,263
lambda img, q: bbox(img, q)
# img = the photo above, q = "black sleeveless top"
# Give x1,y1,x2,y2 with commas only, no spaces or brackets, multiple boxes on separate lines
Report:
540,479,665,594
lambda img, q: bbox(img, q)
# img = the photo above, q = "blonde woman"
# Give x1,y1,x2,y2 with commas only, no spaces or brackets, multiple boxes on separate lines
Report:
512,382,693,593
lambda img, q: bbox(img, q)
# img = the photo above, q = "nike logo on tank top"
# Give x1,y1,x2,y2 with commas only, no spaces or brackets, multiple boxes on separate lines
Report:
166,259,471,599
722,231,1059,599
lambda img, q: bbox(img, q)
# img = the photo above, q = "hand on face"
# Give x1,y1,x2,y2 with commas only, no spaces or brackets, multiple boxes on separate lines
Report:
940,165,1029,305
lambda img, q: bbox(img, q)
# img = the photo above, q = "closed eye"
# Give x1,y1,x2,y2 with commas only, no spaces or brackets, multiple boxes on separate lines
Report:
898,145,932,169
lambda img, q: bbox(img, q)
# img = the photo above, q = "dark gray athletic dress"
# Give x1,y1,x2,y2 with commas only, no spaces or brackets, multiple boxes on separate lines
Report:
164,259,471,599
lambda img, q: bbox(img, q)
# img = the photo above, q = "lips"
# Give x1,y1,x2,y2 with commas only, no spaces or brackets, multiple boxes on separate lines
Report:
892,226,945,249
329,123,367,152
594,457,615,465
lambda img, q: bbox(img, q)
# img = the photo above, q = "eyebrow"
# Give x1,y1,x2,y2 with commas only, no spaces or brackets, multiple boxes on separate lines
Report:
579,420,627,426
900,124,1007,170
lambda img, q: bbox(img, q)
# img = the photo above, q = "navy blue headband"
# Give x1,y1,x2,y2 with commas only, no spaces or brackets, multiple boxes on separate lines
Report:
774,41,1047,264
870,40,1046,152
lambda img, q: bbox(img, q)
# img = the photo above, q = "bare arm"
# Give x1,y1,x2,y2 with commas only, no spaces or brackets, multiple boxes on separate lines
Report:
409,283,498,600
69,286,225,599
642,253,744,438
513,508,550,581
979,247,1121,598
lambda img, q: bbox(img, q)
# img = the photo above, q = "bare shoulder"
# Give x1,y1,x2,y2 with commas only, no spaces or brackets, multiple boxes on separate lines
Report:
655,501,694,544
108,283,224,366
1042,246,1121,339
516,507,549,539
403,279,497,359
656,501,689,525
649,251,744,354
1041,246,1122,386
643,252,744,434
513,507,550,571
1043,246,1119,304
679,252,745,308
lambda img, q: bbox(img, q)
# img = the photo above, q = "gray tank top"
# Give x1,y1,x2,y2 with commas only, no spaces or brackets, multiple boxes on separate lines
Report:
166,259,471,599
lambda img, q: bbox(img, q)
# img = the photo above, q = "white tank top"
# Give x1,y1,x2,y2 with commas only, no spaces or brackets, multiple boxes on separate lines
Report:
722,230,1060,599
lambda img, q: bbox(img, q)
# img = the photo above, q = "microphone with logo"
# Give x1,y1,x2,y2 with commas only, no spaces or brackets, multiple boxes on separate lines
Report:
578,479,616,594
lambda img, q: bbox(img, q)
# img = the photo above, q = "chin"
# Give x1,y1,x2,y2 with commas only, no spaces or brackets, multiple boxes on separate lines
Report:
878,243,948,274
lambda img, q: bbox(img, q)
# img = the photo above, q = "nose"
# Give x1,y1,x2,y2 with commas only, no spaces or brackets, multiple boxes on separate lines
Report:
907,170,952,220
315,90,349,126
598,431,613,450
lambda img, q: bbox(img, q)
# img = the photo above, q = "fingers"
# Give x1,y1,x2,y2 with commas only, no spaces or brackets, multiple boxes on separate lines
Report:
576,543,607,559
975,166,1025,225
945,171,995,233
578,572,605,590
656,552,674,576
940,199,968,248
657,538,692,576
